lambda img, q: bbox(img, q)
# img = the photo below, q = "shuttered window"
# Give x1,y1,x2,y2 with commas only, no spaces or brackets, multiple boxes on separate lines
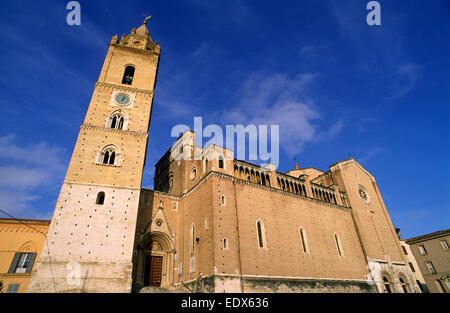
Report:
8,252,37,274
6,284,20,293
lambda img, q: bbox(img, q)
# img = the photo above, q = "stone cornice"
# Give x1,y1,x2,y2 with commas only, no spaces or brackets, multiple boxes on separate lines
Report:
0,218,50,224
80,124,148,137
95,81,154,96
110,43,160,57
240,274,369,283
151,170,351,211
218,172,351,211
176,273,369,285
140,188,182,202
330,158,376,182
367,257,406,266
63,180,141,191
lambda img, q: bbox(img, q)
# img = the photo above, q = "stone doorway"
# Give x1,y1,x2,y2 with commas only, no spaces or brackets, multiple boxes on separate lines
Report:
135,231,175,289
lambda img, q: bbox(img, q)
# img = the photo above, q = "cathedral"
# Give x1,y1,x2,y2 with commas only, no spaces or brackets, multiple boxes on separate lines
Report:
28,21,420,293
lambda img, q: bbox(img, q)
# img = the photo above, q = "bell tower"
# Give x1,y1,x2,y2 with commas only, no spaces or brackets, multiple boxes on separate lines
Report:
28,20,161,293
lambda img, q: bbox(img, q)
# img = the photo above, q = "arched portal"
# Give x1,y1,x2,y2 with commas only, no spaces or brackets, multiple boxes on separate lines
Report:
137,232,175,288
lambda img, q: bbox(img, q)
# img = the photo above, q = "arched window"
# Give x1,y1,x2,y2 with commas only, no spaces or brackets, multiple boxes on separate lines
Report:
108,151,115,164
118,116,124,130
122,66,135,85
103,150,109,164
335,233,343,256
111,116,117,128
299,227,308,253
191,224,195,253
190,168,197,180
383,276,392,293
109,113,125,130
96,192,105,205
256,220,266,249
399,277,410,293
101,148,117,165
218,155,224,169
435,279,446,293
204,157,208,173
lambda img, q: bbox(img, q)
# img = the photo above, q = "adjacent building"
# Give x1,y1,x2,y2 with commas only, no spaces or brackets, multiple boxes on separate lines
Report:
0,218,50,293
399,239,428,292
406,229,450,293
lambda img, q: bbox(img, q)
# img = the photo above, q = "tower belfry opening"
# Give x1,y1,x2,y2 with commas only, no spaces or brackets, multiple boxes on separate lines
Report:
122,66,135,85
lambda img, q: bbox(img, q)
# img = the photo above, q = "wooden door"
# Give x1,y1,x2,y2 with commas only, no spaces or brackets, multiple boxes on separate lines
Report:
145,255,163,287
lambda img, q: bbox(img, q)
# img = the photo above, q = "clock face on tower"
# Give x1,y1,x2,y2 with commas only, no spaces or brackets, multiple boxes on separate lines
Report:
115,93,130,105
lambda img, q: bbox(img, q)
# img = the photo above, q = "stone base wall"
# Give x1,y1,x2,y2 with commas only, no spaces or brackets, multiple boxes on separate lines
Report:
27,260,133,293
175,274,375,293
240,276,375,293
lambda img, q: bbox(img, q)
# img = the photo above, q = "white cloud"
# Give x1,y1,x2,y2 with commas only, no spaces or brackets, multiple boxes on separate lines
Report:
0,166,50,190
190,42,211,58
225,72,344,156
300,44,328,59
0,135,67,219
0,135,66,172
0,190,40,217
390,64,423,99
358,146,384,163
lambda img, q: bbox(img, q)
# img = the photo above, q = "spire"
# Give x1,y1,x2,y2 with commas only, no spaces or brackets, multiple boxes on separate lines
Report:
115,15,160,53
294,159,299,170
136,13,151,36
136,22,149,36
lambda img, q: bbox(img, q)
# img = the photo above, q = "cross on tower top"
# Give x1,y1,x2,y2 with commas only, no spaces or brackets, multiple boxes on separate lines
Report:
143,14,152,24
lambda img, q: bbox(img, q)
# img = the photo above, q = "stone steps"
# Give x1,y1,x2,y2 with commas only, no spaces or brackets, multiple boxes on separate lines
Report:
139,286,189,293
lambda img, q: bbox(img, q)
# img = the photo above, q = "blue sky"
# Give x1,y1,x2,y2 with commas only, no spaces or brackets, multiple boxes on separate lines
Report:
0,0,448,238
